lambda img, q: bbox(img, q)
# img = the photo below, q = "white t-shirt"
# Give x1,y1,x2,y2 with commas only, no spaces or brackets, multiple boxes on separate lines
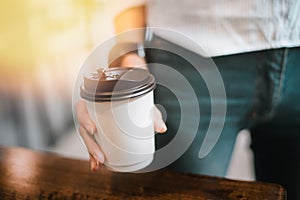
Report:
146,0,300,57
147,0,300,56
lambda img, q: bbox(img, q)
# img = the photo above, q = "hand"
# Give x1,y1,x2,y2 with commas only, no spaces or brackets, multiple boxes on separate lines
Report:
76,54,167,171
76,100,167,171
110,52,147,69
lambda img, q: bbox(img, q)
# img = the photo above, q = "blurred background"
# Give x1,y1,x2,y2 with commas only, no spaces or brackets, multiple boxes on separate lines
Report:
0,0,254,180
0,0,116,151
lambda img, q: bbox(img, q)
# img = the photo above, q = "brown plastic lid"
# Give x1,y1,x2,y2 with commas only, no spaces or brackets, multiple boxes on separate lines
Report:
80,67,156,102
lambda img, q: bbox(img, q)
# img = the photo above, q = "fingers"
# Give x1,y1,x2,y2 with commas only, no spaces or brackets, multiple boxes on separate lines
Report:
76,102,104,171
79,126,105,170
75,100,97,135
76,99,166,172
89,153,100,171
153,106,167,133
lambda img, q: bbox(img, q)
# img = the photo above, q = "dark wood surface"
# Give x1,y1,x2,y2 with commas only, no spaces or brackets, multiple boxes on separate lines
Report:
0,146,286,200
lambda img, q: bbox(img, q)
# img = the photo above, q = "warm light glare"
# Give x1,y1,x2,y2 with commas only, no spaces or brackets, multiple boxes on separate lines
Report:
0,0,109,73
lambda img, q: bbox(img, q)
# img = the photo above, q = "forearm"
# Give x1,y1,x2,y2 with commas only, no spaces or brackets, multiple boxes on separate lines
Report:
114,5,146,43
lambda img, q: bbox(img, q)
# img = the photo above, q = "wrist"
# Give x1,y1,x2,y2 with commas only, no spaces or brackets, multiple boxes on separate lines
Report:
108,42,145,67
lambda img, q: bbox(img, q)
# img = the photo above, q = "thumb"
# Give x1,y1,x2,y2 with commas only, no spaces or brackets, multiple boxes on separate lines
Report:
153,106,167,133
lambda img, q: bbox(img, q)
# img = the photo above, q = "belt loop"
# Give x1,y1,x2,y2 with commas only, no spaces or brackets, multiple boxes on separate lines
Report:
145,27,154,42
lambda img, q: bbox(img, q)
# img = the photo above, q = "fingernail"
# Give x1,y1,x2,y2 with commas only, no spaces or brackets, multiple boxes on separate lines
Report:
86,125,95,135
160,127,167,133
159,124,167,133
91,164,99,172
90,161,99,172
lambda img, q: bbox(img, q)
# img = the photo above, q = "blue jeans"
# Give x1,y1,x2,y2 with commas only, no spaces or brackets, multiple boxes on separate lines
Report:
146,35,300,200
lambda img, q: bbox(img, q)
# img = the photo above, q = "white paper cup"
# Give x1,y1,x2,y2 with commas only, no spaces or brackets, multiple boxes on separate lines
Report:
81,67,156,172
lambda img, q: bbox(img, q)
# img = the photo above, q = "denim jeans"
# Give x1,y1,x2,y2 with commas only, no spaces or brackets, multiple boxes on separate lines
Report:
146,35,300,200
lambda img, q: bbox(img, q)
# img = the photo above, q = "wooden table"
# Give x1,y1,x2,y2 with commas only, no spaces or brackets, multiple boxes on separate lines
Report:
0,146,286,200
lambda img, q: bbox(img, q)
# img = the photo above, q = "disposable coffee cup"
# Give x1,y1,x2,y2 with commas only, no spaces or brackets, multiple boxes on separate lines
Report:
80,67,156,172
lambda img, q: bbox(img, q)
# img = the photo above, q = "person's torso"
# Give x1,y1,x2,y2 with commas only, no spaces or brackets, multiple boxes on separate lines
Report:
147,0,300,56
